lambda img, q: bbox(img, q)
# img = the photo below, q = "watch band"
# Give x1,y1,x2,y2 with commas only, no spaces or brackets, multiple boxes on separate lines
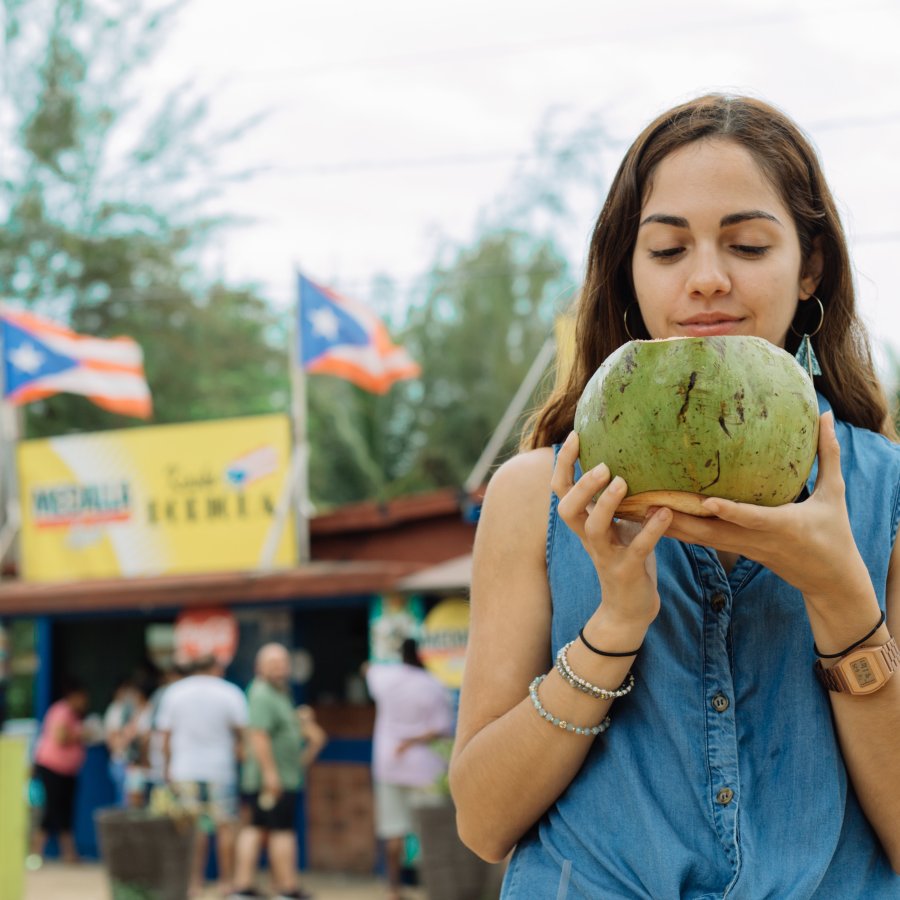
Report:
815,636,900,695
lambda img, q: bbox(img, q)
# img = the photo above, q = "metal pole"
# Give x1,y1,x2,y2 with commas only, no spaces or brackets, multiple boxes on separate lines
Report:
463,335,557,494
292,271,311,563
0,318,22,573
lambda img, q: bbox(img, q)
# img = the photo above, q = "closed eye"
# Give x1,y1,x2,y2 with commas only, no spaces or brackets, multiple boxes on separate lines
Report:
732,245,770,257
649,247,684,259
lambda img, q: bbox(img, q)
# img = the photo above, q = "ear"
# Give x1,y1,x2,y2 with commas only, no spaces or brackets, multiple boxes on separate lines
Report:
799,236,824,299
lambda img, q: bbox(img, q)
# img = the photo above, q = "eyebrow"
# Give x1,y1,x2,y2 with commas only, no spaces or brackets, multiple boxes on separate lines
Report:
639,210,783,228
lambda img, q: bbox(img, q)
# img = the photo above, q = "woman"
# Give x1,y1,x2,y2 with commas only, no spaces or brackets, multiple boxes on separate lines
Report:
449,94,900,898
30,679,89,865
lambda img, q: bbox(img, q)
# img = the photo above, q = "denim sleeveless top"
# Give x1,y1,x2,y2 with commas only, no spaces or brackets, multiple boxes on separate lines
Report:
501,394,900,899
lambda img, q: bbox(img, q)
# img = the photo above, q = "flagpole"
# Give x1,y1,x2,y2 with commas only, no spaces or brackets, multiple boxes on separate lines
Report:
463,334,557,494
292,269,311,564
256,271,313,571
0,321,22,573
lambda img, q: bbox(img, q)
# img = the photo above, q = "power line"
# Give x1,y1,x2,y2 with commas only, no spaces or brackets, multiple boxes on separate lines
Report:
262,112,900,178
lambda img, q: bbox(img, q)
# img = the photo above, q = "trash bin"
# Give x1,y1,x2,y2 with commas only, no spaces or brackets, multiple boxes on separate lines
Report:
95,808,195,900
413,801,497,900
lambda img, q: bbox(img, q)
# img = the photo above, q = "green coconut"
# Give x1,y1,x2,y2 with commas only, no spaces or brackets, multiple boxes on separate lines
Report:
575,336,819,520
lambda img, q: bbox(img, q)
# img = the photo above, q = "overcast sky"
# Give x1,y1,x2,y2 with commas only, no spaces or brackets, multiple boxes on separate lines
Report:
148,0,900,366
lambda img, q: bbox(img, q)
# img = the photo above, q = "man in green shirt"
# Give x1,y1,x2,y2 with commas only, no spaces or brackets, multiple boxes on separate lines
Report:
229,643,326,900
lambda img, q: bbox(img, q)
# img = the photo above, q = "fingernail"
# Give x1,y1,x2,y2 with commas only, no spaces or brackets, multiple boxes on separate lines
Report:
590,462,609,479
564,431,577,446
609,475,626,492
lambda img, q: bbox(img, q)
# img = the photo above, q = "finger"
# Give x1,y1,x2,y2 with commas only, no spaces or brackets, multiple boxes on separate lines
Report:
626,507,673,558
583,475,628,541
558,461,612,515
811,411,844,499
663,509,745,553
699,496,767,530
549,432,580,499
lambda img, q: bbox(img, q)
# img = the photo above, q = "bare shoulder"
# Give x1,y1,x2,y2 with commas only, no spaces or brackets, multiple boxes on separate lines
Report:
475,446,556,577
479,447,556,536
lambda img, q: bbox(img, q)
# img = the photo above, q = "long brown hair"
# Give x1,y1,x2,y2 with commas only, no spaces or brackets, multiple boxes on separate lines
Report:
524,94,894,449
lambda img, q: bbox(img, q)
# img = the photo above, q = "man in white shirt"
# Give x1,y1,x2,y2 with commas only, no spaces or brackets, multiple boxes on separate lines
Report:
157,655,248,897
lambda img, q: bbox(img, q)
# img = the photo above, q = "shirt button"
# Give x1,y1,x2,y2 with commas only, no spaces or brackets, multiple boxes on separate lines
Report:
712,692,730,713
710,593,727,612
716,787,734,806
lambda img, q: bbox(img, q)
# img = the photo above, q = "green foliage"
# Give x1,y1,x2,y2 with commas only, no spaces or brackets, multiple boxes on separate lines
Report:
398,230,571,490
2,0,603,510
1,0,284,438
110,879,162,900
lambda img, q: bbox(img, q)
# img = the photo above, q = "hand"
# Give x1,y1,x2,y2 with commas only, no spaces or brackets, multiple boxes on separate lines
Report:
262,771,283,800
663,413,874,608
551,432,672,629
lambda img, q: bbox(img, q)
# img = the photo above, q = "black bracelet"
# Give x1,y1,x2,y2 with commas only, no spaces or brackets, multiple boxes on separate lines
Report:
578,627,642,658
814,609,886,659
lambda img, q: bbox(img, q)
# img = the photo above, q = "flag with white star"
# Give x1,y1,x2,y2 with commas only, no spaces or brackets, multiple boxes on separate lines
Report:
298,274,421,394
0,306,152,418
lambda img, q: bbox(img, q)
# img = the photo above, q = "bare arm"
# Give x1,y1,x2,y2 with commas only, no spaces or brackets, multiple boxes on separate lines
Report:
395,728,450,756
232,726,246,764
824,536,900,872
298,706,327,769
249,728,281,796
449,446,668,862
161,730,171,781
52,719,82,747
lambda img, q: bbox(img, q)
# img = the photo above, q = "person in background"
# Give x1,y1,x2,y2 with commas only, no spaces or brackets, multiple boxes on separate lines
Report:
157,654,248,898
229,643,327,900
103,675,138,807
141,663,187,801
28,678,90,868
365,638,454,900
122,675,154,808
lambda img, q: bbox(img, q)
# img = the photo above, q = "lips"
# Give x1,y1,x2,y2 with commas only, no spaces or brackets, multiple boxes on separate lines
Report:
677,314,745,337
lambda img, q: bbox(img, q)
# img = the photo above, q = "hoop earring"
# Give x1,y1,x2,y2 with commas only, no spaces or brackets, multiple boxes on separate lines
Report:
623,303,638,342
790,294,824,380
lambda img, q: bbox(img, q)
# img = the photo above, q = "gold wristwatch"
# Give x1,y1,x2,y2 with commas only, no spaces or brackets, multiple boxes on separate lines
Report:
814,636,900,695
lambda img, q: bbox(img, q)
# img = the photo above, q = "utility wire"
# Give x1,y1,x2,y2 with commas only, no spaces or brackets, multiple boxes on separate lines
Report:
265,112,900,177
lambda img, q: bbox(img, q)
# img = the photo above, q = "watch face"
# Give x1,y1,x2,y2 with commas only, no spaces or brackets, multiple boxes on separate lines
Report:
842,649,888,695
849,657,877,689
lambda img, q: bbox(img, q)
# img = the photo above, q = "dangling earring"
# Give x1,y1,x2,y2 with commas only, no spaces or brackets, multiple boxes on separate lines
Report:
623,302,638,341
790,294,824,380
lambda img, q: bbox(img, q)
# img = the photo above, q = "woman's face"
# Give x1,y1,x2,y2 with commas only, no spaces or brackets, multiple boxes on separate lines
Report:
631,138,820,348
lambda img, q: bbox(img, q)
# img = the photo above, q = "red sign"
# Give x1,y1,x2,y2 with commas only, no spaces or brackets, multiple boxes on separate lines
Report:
174,608,239,666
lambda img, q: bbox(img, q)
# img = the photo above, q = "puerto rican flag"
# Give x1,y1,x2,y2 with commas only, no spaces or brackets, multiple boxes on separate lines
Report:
0,305,152,418
299,274,421,394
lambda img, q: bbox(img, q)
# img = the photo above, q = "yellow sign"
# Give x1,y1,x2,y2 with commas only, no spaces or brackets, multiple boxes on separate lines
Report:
419,597,470,689
17,414,296,582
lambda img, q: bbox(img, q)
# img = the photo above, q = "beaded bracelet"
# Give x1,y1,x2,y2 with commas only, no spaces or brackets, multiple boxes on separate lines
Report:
529,675,611,736
555,641,635,700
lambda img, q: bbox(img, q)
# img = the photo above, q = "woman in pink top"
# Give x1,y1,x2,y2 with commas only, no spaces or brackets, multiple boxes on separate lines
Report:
365,639,454,900
31,680,89,865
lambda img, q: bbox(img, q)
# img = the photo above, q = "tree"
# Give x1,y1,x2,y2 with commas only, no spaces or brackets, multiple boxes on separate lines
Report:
0,0,281,437
303,112,614,505
391,230,571,493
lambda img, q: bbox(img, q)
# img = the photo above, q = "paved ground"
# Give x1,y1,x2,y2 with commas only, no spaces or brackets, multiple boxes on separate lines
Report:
24,862,427,899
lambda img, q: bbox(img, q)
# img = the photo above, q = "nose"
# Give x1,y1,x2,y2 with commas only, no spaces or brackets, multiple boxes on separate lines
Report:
685,247,730,298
